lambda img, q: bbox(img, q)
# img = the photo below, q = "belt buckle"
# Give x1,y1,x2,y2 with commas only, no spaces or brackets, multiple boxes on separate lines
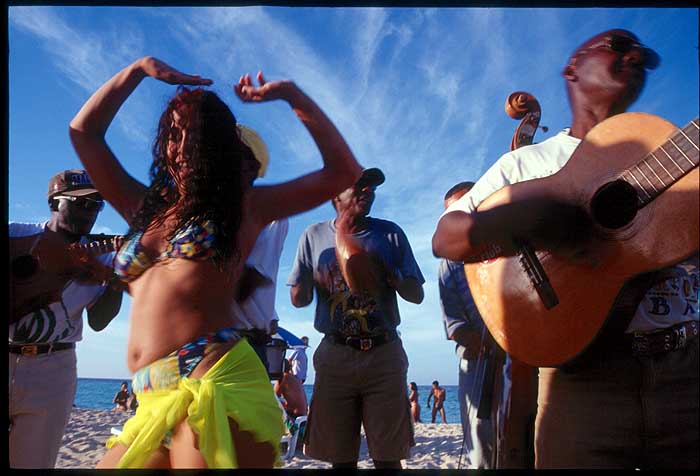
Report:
20,345,38,356
676,326,687,350
359,337,373,351
631,333,649,356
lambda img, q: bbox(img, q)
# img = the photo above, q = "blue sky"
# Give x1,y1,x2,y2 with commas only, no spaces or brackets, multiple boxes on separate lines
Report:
8,6,699,384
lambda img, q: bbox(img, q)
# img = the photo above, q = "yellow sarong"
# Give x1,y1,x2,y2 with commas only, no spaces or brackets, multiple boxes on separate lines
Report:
106,339,285,468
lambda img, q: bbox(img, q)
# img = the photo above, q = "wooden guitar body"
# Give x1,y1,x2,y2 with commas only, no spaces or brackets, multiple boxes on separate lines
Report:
9,231,118,324
466,113,699,367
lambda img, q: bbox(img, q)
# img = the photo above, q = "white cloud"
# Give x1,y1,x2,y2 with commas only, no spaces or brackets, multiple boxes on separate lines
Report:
10,6,151,146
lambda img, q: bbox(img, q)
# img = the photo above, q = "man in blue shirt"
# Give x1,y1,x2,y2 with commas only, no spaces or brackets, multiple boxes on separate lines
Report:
288,168,424,469
438,181,494,468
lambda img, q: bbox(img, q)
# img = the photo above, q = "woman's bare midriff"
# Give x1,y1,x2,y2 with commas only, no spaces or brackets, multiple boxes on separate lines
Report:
125,258,244,373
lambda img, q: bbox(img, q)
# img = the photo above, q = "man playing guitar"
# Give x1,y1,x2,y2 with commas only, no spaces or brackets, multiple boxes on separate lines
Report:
433,30,698,469
9,169,125,468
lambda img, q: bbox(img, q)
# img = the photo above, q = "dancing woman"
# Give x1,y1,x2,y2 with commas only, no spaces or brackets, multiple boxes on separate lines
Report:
69,56,362,469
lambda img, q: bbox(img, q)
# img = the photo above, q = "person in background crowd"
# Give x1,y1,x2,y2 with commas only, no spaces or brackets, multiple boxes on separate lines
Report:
9,169,124,468
289,167,424,469
427,380,447,424
408,382,422,423
230,123,289,375
274,359,309,421
438,181,494,467
113,381,131,412
287,336,309,383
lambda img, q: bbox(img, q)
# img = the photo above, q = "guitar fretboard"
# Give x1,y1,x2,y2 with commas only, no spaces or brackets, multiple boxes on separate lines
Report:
619,118,699,208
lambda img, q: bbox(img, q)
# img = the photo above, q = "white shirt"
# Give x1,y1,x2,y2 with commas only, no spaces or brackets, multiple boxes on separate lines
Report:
287,347,308,381
443,129,699,332
9,222,110,344
443,129,580,218
230,219,289,333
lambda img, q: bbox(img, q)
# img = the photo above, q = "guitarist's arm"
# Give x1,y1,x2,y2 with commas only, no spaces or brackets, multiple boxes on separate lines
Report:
87,283,124,332
72,244,126,332
433,198,593,263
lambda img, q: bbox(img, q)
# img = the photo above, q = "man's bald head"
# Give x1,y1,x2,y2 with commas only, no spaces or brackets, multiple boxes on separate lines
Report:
562,29,654,120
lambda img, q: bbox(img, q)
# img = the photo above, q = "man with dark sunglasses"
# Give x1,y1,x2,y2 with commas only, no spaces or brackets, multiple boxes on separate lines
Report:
434,29,698,469
9,169,125,468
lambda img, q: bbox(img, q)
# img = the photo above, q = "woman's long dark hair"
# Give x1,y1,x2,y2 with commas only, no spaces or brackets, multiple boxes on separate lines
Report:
126,87,249,268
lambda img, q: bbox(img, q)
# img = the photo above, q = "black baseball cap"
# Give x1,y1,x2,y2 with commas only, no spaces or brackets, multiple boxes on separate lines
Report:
355,167,385,188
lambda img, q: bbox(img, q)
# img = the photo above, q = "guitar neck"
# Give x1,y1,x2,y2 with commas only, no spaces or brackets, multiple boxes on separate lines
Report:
73,236,120,256
619,118,699,207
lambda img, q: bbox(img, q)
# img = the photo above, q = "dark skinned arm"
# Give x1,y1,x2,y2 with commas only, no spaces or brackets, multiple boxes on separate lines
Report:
290,282,313,308
433,198,594,263
388,275,424,304
87,281,124,332
237,266,272,303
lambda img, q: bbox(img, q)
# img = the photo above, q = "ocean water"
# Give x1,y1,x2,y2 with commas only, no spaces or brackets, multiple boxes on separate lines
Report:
75,379,462,424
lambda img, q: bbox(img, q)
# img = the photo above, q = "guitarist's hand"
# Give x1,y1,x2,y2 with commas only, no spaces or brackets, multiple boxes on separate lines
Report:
524,199,602,263
68,244,114,283
111,235,125,253
486,198,597,260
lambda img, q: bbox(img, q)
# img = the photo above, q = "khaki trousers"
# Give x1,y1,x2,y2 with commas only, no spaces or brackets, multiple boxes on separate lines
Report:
304,337,414,463
9,348,77,468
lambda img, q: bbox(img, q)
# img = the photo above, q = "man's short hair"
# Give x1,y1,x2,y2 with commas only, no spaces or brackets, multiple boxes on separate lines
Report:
444,181,475,202
432,380,439,386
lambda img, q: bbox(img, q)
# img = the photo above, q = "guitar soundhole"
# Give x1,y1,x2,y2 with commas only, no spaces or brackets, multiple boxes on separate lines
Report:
590,180,639,229
12,255,39,280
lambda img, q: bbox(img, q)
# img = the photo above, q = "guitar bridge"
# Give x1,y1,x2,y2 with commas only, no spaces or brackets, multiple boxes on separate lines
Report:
517,242,559,309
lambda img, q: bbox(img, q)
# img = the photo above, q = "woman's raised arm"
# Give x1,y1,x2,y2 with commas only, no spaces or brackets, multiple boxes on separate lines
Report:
69,57,212,224
235,72,363,226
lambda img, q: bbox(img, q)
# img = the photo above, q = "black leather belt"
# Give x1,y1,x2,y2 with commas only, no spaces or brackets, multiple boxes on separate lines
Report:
329,331,399,351
235,329,271,346
9,342,75,356
624,320,698,357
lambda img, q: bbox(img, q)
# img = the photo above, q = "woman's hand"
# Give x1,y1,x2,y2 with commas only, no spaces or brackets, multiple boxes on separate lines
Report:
139,56,213,86
234,72,295,103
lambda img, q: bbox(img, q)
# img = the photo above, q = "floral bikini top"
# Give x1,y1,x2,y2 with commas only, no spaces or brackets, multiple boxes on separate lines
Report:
114,220,218,282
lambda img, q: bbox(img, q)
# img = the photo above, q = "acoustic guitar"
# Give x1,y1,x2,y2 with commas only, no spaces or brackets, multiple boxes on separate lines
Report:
10,231,119,324
465,113,699,367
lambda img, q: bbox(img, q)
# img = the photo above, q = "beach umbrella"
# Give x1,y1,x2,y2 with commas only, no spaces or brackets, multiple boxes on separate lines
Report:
274,326,307,348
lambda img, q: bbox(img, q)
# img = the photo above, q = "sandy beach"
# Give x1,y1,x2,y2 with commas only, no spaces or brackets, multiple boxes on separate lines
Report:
56,408,466,469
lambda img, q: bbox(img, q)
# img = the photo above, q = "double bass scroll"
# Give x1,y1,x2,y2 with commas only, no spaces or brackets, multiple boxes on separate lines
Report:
505,91,548,152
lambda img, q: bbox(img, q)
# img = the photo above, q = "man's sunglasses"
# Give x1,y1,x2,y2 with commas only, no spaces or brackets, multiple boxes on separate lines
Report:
572,34,660,70
54,195,105,212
